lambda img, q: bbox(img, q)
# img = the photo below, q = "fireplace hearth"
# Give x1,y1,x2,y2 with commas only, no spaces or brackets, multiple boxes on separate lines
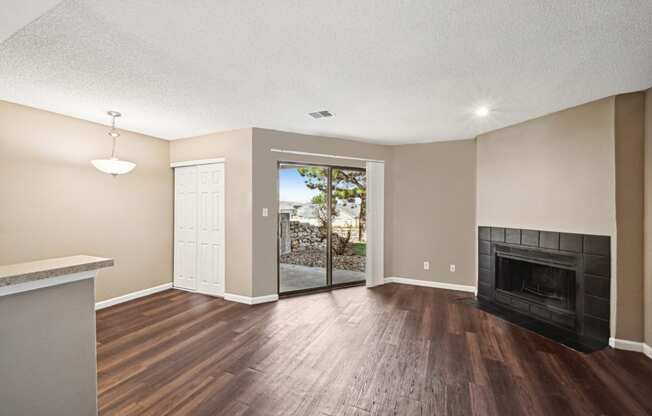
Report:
477,227,611,349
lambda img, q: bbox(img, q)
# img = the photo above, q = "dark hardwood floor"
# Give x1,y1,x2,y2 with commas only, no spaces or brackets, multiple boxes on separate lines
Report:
96,284,652,415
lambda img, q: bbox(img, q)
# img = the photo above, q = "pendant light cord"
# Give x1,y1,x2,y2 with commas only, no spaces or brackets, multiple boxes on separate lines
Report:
109,114,119,158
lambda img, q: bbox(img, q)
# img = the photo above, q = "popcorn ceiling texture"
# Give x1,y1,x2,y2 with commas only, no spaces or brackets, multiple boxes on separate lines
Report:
0,0,651,143
0,0,61,44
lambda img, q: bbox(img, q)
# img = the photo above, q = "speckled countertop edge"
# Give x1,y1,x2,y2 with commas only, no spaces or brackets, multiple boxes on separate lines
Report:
0,256,114,288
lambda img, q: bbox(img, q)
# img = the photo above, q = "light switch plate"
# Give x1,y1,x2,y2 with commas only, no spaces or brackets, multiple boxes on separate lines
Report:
262,208,268,217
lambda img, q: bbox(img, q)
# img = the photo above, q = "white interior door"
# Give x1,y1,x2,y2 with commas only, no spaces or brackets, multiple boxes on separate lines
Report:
174,166,198,290
196,163,225,296
174,162,225,296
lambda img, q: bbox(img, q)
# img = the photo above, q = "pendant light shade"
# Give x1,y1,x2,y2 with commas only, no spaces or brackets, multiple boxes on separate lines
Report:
92,111,136,176
91,157,136,175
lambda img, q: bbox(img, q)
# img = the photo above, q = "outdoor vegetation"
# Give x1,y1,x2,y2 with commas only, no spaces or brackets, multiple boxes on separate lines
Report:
279,166,367,276
296,167,367,256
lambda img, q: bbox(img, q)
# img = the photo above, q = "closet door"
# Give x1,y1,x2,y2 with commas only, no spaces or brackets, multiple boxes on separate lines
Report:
196,163,225,296
174,166,198,290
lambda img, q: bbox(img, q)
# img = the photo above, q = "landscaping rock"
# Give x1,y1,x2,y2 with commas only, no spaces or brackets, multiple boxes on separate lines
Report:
280,248,365,272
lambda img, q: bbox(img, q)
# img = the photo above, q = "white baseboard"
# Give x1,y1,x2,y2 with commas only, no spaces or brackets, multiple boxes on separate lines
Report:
644,343,652,360
609,337,642,352
609,337,652,360
95,282,173,310
224,293,279,305
384,276,475,293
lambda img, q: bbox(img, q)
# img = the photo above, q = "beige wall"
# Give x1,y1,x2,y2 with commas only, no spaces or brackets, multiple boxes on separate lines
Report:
0,279,98,415
645,88,652,346
0,101,172,302
614,92,645,342
169,129,254,297
390,140,476,286
251,128,391,296
477,97,616,235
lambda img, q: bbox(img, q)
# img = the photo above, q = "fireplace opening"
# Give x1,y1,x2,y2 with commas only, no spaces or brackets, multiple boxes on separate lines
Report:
496,256,576,312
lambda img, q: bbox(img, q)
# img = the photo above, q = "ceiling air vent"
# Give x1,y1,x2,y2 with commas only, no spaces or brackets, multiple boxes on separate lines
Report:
308,110,333,119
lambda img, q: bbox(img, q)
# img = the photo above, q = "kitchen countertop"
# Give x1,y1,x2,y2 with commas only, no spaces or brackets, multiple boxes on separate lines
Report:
0,255,114,288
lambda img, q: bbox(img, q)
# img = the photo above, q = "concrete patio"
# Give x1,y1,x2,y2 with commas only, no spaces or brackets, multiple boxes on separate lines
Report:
279,263,365,292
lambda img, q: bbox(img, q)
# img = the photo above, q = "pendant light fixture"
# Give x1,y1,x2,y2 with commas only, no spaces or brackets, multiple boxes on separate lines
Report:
91,111,136,176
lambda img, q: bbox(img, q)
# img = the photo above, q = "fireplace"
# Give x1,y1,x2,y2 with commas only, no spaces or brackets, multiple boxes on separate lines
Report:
477,227,611,346
496,256,575,312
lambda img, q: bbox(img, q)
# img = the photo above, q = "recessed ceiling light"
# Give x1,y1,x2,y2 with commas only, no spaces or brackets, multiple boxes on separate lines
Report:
475,106,490,117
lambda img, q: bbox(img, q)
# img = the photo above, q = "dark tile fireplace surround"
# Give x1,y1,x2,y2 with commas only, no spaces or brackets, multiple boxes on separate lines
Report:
476,227,611,352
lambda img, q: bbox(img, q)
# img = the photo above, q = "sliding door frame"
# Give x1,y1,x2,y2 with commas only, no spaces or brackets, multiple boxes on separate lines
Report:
277,161,366,297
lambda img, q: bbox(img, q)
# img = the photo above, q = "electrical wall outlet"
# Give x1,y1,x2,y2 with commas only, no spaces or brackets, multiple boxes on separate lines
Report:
449,264,456,272
423,261,430,271
262,208,268,217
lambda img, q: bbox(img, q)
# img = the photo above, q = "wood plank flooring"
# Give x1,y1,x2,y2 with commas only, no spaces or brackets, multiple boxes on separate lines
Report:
96,284,652,415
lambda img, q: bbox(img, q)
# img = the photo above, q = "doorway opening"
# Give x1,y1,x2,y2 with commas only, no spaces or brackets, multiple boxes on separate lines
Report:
278,163,367,295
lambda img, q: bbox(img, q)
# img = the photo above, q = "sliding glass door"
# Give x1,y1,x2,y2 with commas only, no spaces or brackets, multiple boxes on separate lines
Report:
278,164,328,293
278,163,367,295
331,167,367,285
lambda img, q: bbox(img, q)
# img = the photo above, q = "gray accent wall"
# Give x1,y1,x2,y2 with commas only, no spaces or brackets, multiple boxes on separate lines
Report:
0,279,98,415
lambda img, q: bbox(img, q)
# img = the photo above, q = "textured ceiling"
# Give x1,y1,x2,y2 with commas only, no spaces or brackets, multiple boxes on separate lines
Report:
0,0,61,43
1,0,651,143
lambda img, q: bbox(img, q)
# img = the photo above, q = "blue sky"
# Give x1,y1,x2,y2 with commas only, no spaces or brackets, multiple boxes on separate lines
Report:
279,167,321,203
